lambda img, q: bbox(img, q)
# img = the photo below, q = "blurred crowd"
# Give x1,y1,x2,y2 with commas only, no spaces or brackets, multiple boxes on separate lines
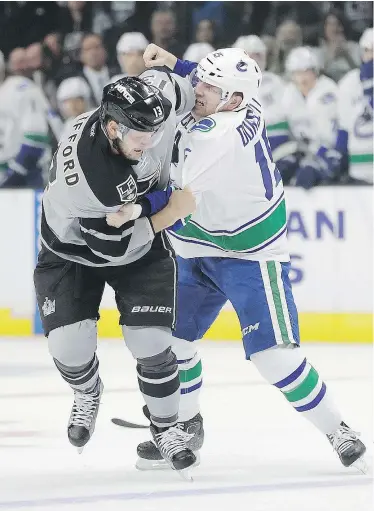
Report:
0,1,372,189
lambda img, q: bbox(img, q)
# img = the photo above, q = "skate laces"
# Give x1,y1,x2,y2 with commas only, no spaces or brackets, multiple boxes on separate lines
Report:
329,425,360,455
70,390,101,429
155,426,190,458
175,422,195,441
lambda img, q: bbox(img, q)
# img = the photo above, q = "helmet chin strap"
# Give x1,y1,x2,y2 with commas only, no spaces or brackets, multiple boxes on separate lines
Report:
215,90,245,113
215,90,230,113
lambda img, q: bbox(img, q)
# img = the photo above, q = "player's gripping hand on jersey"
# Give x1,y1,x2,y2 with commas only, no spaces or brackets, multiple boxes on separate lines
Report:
106,187,196,230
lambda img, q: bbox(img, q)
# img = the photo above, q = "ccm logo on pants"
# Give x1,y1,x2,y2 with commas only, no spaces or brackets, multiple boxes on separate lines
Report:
131,306,172,313
242,322,260,336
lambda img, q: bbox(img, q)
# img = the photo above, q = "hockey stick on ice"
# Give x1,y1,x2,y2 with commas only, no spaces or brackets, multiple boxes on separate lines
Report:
111,417,148,429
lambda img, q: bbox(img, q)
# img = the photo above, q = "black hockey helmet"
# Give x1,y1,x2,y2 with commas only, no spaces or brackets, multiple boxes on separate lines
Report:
100,76,172,134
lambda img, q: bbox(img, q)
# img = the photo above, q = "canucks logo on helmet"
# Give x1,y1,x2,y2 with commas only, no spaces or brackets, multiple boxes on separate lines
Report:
236,60,248,72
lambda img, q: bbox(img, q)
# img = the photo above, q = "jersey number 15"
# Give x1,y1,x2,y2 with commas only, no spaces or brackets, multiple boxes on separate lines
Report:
255,127,282,201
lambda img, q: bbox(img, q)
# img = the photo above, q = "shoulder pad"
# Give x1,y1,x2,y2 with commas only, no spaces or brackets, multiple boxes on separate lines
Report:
338,69,359,90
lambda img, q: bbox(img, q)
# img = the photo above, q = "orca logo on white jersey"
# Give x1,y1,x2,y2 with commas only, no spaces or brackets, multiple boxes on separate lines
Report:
188,118,216,133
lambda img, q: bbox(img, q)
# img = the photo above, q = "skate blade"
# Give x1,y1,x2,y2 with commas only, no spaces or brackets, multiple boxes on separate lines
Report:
136,458,169,471
136,452,200,471
351,457,368,474
177,467,194,482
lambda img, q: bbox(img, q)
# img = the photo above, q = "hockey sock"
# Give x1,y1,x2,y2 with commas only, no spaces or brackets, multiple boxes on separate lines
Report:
251,347,342,435
54,354,100,393
172,337,202,421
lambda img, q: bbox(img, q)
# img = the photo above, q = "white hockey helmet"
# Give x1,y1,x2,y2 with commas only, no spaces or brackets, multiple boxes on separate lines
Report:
233,35,266,55
196,48,262,111
285,46,320,74
57,77,91,103
359,28,373,51
183,42,214,63
233,35,267,71
116,32,149,55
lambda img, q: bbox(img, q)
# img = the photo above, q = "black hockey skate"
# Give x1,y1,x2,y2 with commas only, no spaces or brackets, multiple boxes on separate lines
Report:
150,423,196,478
68,379,104,453
327,421,367,473
136,405,204,470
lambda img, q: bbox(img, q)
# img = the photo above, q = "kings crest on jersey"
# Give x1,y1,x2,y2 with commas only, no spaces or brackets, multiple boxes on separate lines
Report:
40,109,162,267
40,69,195,267
116,175,137,203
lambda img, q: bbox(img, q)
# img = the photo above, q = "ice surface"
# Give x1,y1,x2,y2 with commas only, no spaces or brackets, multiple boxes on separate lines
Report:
0,338,372,511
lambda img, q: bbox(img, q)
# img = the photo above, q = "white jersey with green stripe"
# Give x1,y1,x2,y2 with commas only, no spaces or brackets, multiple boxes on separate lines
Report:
169,99,289,262
0,76,49,168
338,68,373,183
260,72,288,140
281,75,339,155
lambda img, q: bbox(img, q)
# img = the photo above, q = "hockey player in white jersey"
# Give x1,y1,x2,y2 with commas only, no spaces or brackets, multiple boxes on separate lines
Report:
110,45,367,473
111,32,149,83
0,71,51,188
336,28,373,184
232,35,290,160
57,77,92,131
281,46,343,188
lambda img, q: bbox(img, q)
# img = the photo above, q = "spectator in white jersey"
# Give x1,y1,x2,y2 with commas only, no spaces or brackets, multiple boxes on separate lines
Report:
232,35,287,163
336,27,373,184
0,48,51,188
111,32,149,82
278,46,343,188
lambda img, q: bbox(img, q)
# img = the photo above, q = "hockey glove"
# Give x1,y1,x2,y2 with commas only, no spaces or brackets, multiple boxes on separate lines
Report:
276,154,299,185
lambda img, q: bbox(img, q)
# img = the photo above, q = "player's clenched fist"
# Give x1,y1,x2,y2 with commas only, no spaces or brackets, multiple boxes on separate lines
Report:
167,187,196,219
143,44,177,70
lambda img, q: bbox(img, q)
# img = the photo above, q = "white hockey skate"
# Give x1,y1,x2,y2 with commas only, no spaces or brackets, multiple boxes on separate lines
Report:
68,379,104,453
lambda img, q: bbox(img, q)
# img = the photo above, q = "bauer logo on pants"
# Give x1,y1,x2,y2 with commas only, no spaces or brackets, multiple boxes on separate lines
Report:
131,306,172,313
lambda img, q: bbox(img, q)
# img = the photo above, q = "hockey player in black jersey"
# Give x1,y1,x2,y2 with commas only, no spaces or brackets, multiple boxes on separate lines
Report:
34,75,198,474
